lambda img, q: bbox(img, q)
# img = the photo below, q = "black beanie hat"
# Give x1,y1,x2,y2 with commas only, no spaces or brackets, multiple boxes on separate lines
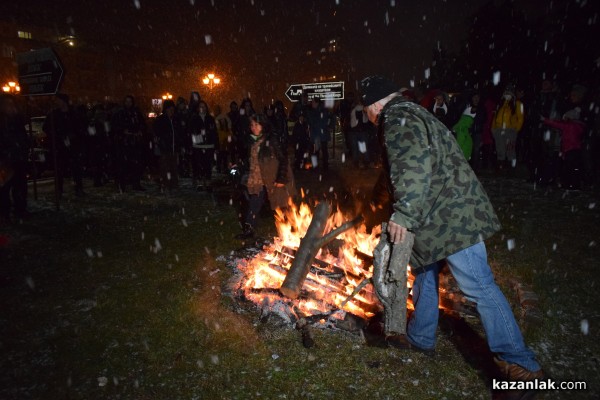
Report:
360,76,399,106
162,99,176,112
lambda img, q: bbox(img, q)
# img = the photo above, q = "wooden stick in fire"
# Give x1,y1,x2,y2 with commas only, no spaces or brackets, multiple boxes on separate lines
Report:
279,202,364,299
372,222,414,336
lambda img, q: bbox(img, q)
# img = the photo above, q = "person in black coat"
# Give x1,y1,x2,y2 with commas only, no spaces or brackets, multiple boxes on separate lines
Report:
291,114,310,169
85,104,111,187
235,98,255,167
153,100,184,193
0,94,29,222
187,101,217,190
42,93,86,197
110,95,147,192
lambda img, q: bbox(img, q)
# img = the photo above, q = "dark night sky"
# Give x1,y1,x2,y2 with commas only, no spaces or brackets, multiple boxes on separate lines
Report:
2,0,489,91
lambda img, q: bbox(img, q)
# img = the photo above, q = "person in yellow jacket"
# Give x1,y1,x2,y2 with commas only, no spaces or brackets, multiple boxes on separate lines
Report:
492,87,524,171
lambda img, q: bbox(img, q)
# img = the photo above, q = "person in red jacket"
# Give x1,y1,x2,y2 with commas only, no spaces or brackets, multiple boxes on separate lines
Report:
541,108,585,190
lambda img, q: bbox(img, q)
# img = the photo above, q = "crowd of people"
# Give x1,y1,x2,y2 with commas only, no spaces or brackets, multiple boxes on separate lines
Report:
398,80,597,191
1,78,599,226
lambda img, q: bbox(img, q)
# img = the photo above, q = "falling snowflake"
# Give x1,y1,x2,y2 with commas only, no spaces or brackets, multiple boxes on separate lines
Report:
25,276,35,290
544,130,551,141
507,239,515,251
133,0,141,10
580,319,589,335
493,71,501,86
204,35,213,45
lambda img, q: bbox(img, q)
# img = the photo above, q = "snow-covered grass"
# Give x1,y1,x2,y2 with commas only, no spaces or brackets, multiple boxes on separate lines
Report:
0,167,598,399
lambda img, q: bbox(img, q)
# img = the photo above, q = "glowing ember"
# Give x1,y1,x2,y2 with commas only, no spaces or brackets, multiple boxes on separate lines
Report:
235,200,415,322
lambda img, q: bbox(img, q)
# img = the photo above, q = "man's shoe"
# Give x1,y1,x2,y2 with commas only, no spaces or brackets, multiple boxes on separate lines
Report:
235,224,255,239
385,334,435,357
494,357,546,381
235,230,254,240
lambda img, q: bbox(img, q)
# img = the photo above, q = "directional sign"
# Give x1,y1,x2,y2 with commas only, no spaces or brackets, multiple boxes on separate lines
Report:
17,48,64,96
285,81,345,102
285,84,304,102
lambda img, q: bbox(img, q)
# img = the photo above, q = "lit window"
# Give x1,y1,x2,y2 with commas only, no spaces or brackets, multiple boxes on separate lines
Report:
17,31,32,39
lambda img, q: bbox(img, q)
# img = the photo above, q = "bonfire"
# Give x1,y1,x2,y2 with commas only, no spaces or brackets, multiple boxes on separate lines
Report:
232,200,416,327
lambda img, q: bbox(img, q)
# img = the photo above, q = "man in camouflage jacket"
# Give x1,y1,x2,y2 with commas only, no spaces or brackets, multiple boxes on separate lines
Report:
360,76,544,386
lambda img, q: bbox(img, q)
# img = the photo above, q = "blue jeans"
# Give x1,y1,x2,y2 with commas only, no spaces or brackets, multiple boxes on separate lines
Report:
407,242,541,372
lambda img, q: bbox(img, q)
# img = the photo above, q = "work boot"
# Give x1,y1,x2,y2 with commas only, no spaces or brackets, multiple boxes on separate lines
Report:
494,357,546,381
494,357,546,400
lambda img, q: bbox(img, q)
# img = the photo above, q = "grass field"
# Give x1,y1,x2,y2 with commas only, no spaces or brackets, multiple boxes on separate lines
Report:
1,164,598,399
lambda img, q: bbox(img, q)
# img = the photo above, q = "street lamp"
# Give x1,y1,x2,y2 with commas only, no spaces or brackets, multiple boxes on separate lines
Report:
2,81,21,93
202,73,221,90
162,93,173,100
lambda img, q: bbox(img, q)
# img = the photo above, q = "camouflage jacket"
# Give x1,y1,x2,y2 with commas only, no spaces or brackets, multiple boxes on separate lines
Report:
381,96,501,268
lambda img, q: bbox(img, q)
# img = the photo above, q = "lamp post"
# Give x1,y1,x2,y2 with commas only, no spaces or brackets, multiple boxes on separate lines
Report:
2,81,21,94
202,73,221,90
162,93,173,100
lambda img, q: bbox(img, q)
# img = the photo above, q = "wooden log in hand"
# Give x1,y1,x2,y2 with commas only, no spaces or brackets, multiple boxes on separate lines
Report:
372,222,414,335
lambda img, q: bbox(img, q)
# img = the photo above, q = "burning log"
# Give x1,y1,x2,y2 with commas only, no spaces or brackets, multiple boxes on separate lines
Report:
275,246,345,278
280,202,364,299
372,222,414,336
